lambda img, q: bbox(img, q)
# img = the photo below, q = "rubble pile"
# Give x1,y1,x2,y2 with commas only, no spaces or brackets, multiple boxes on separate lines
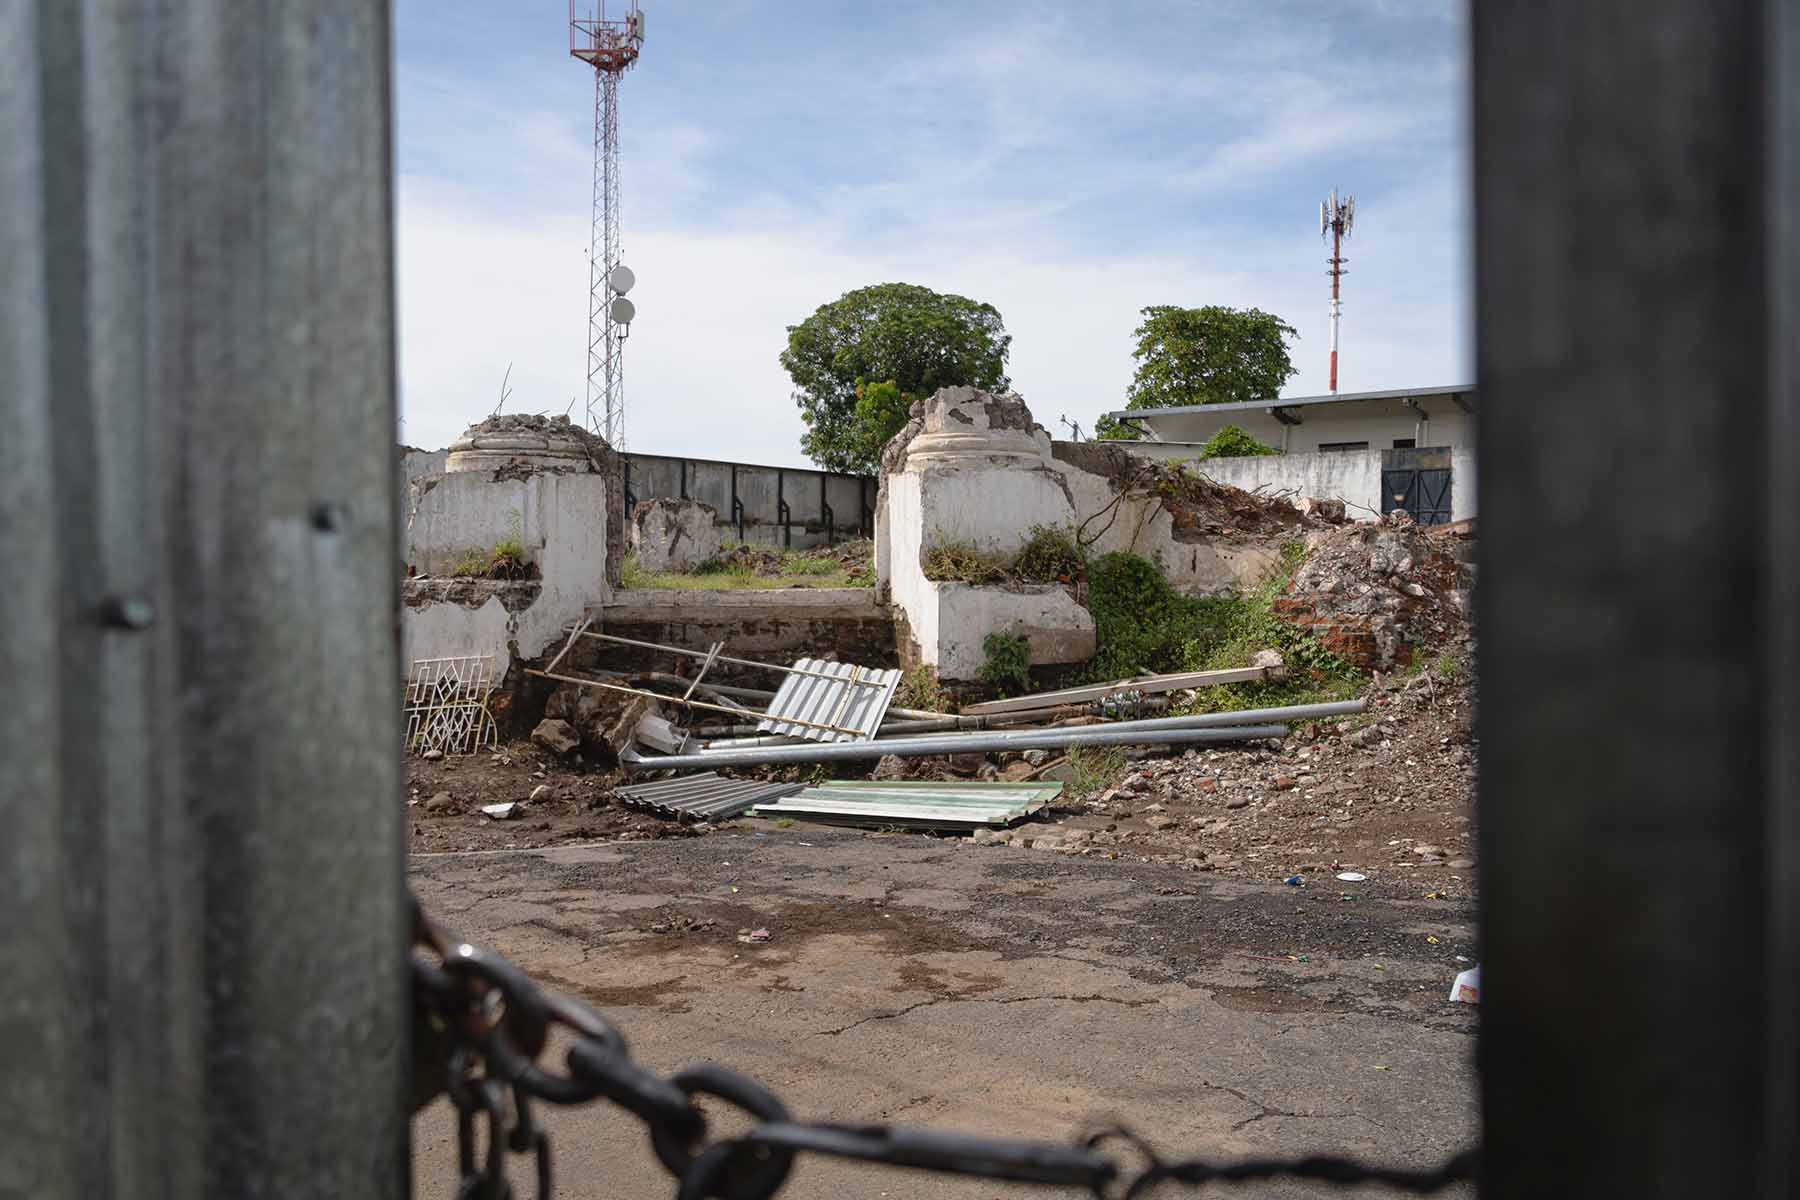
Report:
459,411,612,454
1273,512,1474,670
973,650,1479,895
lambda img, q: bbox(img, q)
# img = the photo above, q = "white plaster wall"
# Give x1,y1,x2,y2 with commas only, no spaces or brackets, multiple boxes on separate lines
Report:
881,466,1095,678
1146,448,1479,522
1133,396,1475,453
1054,462,1281,592
1197,451,1386,518
402,470,611,679
1451,447,1476,521
881,471,936,656
930,584,1095,680
407,471,608,590
402,447,449,489
914,466,1074,557
399,590,579,683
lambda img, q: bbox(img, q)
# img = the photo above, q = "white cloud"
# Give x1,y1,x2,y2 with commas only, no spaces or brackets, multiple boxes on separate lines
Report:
396,182,1467,462
393,2,1470,466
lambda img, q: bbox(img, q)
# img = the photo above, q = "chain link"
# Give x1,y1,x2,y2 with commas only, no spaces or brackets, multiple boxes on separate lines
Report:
412,895,1478,1198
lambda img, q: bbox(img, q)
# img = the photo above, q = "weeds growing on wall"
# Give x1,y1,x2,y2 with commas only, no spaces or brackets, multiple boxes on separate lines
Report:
923,525,1087,586
922,539,1011,584
449,549,491,579
979,631,1032,695
1013,525,1087,583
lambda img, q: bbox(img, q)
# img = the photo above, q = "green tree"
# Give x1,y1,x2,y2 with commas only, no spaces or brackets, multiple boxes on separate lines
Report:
1123,305,1298,411
781,283,1011,473
1196,424,1279,458
1093,413,1139,441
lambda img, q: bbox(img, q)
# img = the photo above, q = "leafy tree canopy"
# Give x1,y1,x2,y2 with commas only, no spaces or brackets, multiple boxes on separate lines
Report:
1123,305,1298,411
1093,413,1139,441
781,282,1011,473
1196,424,1279,458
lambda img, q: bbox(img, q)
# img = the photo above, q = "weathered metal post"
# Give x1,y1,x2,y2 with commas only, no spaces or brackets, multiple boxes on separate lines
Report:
1475,1,1799,1195
1,2,406,1197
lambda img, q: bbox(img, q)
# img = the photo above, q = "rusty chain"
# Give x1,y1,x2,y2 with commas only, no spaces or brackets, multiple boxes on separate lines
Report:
412,895,1478,1198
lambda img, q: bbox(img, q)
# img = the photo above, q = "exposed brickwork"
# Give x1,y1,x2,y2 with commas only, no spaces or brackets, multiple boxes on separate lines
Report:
1273,513,1475,672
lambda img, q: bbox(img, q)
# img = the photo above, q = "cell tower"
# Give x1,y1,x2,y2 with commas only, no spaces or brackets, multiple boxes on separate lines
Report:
570,1,645,446
1319,188,1355,393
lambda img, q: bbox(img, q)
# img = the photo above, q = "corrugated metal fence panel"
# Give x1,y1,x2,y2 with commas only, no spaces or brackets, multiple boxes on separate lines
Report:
756,659,903,742
752,780,1062,829
617,772,806,822
0,3,406,1194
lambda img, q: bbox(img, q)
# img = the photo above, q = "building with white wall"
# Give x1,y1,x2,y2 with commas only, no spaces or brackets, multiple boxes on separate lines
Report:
1101,385,1477,524
1105,384,1475,455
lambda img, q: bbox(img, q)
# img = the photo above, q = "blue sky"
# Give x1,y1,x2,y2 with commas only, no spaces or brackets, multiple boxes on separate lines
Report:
394,1,1469,464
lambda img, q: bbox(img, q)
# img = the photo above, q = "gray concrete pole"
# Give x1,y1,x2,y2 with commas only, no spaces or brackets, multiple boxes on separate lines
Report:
0,3,406,1197
1474,0,1800,1195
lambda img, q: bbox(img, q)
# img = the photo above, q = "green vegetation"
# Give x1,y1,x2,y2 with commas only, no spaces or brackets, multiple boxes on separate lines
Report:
1195,424,1280,459
621,540,874,590
1068,744,1128,795
1081,540,1366,711
979,631,1032,695
1122,305,1299,410
923,539,1010,584
449,548,491,578
922,525,1086,586
780,282,1011,473
1013,525,1086,583
895,664,951,713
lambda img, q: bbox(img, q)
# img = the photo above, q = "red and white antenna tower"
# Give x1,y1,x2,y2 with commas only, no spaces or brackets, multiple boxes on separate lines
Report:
570,1,645,446
1319,188,1355,393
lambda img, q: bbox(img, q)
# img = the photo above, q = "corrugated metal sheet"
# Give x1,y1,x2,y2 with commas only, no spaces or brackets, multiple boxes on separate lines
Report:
751,779,1063,830
756,659,903,743
617,773,806,823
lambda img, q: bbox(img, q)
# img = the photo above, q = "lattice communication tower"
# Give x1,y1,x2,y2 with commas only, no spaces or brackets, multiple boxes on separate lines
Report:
1319,189,1355,393
570,1,644,445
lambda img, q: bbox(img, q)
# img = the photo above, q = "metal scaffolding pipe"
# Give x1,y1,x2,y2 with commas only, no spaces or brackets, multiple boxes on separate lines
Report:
623,722,1291,771
694,698,1362,750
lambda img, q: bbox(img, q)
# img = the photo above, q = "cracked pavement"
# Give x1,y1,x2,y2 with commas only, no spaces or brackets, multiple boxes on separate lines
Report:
410,827,1477,1198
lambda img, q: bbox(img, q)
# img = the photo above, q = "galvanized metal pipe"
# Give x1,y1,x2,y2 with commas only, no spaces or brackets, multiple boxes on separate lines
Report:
695,698,1361,751
623,722,1290,771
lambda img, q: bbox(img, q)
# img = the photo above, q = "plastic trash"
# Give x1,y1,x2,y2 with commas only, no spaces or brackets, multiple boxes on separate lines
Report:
480,802,518,821
1448,966,1480,1004
1284,874,1303,886
1336,871,1368,882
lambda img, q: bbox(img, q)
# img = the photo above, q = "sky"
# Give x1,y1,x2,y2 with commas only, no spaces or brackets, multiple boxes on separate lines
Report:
393,1,1470,465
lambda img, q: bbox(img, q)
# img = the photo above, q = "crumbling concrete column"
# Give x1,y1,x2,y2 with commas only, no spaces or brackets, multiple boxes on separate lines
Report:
879,387,1095,680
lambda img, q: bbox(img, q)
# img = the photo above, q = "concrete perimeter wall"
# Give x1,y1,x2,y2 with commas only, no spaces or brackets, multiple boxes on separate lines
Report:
1122,445,1477,522
624,453,875,549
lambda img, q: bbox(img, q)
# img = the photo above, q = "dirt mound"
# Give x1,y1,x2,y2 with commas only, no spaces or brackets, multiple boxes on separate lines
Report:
1274,513,1474,670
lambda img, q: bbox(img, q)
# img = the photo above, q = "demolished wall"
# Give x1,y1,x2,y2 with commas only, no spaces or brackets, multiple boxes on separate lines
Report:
1273,513,1475,670
401,414,619,690
630,497,724,573
879,387,1096,679
876,388,1344,680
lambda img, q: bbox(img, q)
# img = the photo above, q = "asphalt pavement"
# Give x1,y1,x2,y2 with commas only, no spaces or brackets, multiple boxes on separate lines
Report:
409,827,1478,1199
